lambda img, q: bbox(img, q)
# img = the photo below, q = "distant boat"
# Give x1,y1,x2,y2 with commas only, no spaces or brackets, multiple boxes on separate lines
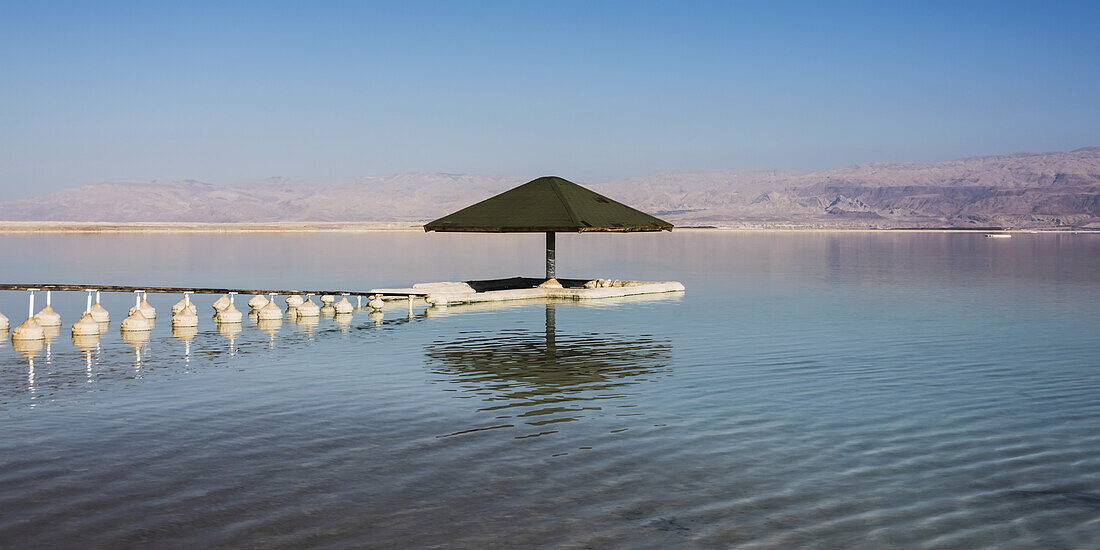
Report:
985,233,1012,238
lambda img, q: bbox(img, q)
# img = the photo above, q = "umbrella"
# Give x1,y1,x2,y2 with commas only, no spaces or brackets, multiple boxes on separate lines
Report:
424,176,673,280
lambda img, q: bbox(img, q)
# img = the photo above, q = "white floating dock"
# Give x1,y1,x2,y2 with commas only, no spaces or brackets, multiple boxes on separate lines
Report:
408,280,685,306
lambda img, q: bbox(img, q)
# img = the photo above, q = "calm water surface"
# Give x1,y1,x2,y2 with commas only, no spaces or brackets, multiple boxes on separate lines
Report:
1,232,1098,548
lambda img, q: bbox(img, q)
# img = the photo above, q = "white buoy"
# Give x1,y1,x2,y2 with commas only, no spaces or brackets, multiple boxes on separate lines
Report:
172,294,198,316
33,290,62,327
0,309,8,331
121,292,151,332
257,293,282,320
71,290,101,336
172,292,199,327
286,295,304,308
248,294,269,310
129,290,155,318
211,294,231,313
12,290,45,341
297,294,320,317
320,295,335,306
368,294,385,310
216,292,243,323
90,290,110,322
334,294,353,314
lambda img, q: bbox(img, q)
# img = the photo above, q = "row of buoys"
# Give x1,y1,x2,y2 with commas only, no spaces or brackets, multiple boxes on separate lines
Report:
3,289,392,341
248,293,373,319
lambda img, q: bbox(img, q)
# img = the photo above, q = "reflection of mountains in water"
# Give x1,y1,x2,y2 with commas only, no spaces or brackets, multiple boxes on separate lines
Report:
426,307,672,426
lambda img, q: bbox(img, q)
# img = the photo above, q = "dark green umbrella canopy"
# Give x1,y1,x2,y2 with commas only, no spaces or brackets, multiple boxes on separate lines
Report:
423,176,673,233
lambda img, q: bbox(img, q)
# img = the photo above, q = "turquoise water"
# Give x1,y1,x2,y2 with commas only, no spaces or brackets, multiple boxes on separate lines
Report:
1,232,1099,548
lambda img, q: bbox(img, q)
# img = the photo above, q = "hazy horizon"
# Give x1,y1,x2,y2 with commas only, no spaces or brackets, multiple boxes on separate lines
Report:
2,2,1098,200
2,144,1098,203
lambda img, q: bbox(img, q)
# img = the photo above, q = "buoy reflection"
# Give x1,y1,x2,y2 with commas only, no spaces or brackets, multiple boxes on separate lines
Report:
172,325,198,368
72,332,100,381
295,314,319,339
257,317,281,349
218,322,242,356
122,329,150,373
12,338,44,394
333,313,352,334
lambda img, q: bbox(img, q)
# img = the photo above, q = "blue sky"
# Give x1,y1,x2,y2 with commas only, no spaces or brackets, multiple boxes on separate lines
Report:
1,1,1098,198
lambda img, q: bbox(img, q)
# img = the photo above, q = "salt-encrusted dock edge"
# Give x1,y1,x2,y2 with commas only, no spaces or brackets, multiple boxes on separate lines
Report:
422,281,685,306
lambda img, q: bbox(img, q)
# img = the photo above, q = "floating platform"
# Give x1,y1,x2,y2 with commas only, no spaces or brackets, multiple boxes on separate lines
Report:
375,277,685,306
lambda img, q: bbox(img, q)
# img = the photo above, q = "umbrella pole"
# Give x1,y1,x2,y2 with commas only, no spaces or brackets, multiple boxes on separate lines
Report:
545,232,556,280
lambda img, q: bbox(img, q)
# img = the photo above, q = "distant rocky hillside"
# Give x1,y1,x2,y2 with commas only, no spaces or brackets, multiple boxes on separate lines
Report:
2,148,1099,229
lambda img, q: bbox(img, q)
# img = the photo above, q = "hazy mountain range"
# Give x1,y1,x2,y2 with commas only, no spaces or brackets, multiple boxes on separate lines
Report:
2,147,1099,229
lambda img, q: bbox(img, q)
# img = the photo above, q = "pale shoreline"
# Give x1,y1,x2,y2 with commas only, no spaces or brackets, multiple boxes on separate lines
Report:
0,221,1094,234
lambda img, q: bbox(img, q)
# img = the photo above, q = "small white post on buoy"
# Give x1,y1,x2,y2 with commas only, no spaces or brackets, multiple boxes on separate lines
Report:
357,296,363,308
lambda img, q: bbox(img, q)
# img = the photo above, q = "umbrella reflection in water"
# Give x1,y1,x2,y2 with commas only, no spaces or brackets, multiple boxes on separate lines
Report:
425,303,672,439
